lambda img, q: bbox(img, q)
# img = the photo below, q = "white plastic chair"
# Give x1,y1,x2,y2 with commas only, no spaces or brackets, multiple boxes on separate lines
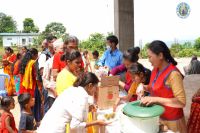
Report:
0,73,10,97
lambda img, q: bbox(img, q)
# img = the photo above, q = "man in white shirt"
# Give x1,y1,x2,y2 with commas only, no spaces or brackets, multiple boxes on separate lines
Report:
38,36,57,76
42,38,64,109
37,35,57,114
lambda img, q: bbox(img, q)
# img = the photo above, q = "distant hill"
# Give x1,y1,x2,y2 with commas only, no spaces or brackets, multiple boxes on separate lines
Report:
136,39,196,48
165,40,195,48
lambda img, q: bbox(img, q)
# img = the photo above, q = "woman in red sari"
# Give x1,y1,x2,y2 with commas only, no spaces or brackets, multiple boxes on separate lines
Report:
2,47,16,96
19,48,42,124
19,48,38,97
187,88,200,133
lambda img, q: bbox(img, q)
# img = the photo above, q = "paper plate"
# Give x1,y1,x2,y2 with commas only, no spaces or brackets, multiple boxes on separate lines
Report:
97,112,118,123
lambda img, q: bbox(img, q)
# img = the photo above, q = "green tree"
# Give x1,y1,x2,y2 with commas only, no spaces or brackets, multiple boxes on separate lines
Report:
33,33,45,46
0,36,2,47
177,48,198,57
23,18,39,33
80,33,106,54
141,43,149,58
194,37,200,50
182,41,193,49
107,32,114,36
0,12,17,32
61,33,69,42
44,22,66,38
170,43,183,57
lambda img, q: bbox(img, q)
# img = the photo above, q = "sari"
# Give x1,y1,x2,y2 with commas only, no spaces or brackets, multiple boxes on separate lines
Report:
13,60,21,95
187,89,200,133
2,54,16,96
19,59,42,123
20,60,36,97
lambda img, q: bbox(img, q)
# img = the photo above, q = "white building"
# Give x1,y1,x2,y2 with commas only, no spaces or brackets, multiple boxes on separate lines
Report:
0,33,39,47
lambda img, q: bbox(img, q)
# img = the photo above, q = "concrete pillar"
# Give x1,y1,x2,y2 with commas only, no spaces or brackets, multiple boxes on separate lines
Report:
114,0,134,52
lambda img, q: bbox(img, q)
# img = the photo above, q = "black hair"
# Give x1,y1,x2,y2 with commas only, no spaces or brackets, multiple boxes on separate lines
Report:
83,50,88,56
5,47,14,54
92,50,99,57
73,72,99,87
148,40,177,66
0,96,14,109
106,35,118,45
18,93,31,110
46,35,57,43
16,53,22,60
128,63,145,75
123,47,140,63
20,48,38,74
61,50,81,62
132,46,140,54
22,46,28,51
128,63,151,85
191,55,197,62
144,68,151,85
11,53,22,73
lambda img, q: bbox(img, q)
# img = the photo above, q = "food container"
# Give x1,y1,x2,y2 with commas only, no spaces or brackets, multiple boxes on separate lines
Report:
94,67,109,78
120,101,164,133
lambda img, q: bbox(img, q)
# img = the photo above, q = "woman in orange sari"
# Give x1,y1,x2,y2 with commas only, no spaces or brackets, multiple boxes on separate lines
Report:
2,47,16,96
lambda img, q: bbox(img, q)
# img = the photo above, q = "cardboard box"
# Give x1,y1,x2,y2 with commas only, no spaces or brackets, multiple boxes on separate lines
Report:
100,76,119,86
97,86,119,110
97,76,119,110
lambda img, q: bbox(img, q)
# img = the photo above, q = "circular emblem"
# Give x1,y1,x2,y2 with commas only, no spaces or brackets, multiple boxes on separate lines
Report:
176,2,190,19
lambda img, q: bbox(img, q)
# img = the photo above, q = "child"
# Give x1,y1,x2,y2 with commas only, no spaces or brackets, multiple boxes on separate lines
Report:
82,50,92,72
0,96,18,133
113,63,147,112
18,93,36,133
13,53,22,95
92,50,99,69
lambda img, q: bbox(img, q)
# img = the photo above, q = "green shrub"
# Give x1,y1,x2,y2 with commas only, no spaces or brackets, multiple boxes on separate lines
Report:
80,33,106,54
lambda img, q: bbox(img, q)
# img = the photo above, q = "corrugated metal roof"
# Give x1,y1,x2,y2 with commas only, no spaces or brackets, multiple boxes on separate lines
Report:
0,33,39,36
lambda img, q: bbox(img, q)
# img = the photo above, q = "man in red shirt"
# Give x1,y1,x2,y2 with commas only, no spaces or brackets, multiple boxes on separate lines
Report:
52,35,84,81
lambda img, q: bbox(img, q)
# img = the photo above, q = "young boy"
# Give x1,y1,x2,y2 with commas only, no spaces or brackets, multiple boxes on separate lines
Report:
18,93,37,133
92,50,99,69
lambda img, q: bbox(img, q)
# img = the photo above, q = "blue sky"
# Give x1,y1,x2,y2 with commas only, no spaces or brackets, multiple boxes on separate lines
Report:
0,0,200,46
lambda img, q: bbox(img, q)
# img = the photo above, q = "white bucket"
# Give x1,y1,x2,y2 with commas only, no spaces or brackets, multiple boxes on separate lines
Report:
120,112,160,133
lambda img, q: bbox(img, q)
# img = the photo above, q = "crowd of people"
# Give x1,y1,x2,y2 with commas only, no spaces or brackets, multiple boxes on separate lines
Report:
0,34,199,133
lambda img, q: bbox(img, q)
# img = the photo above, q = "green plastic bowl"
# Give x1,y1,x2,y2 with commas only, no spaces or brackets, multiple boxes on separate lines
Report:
123,101,165,118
